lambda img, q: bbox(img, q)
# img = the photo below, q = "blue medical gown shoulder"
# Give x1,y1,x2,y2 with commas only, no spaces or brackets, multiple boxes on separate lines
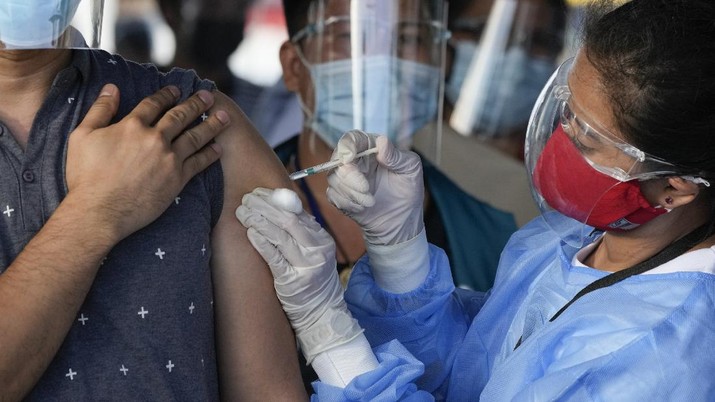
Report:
329,214,715,401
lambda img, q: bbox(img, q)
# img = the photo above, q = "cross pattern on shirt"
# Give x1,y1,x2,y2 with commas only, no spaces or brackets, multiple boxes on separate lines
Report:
3,205,14,217
66,369,77,380
78,314,88,325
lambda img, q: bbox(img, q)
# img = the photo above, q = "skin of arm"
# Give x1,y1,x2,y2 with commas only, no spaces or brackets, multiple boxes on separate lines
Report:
209,91,308,401
0,85,225,400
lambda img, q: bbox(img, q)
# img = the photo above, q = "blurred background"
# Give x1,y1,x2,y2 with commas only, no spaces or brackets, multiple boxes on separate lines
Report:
101,0,592,227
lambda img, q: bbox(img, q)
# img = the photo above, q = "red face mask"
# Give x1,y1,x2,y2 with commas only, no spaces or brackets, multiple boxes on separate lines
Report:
533,126,667,231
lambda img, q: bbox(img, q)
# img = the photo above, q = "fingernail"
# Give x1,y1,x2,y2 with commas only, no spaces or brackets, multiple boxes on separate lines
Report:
198,90,213,104
100,84,116,97
167,86,180,98
210,142,222,154
215,110,229,124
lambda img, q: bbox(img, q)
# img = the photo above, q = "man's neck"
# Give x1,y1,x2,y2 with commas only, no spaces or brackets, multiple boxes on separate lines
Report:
0,49,72,149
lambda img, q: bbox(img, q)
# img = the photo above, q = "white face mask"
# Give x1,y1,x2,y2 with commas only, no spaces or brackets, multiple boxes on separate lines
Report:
301,55,440,149
446,40,555,137
0,0,81,48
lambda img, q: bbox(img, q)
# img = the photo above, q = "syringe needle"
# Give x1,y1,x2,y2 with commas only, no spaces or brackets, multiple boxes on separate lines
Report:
289,147,378,181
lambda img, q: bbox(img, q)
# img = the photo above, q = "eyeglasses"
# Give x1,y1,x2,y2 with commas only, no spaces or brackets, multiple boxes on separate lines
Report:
551,59,683,182
291,15,449,62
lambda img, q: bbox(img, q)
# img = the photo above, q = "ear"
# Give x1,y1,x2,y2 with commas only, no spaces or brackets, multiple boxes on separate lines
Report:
659,176,702,208
279,41,305,93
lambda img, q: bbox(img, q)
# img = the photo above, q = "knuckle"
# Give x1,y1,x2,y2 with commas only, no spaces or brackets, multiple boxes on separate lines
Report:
185,155,202,175
184,94,206,115
164,108,189,126
146,131,166,149
182,128,204,150
124,115,145,130
140,95,165,112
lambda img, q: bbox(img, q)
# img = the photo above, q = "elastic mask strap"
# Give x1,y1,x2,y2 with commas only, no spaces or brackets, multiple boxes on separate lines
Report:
291,44,318,132
681,175,711,187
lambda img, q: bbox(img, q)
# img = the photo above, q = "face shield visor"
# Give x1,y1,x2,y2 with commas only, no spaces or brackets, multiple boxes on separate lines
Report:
524,57,708,247
448,0,565,140
0,0,104,49
291,0,449,150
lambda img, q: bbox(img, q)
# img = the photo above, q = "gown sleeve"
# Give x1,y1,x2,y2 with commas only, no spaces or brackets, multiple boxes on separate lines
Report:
344,243,487,394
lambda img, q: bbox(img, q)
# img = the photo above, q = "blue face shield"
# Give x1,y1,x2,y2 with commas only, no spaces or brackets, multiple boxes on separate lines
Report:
304,55,441,149
0,0,83,48
447,40,555,137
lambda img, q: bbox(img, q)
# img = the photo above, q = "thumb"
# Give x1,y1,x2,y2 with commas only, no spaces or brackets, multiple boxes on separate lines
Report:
78,84,120,131
375,136,422,175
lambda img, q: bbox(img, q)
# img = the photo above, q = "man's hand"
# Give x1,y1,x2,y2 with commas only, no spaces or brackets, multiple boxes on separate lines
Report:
66,84,227,241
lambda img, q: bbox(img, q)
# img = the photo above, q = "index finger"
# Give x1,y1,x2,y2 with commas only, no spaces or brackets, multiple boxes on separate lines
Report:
126,86,180,125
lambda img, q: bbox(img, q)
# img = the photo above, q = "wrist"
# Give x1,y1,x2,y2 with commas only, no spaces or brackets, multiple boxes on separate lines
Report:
366,228,430,293
57,193,125,246
311,333,379,387
296,304,364,365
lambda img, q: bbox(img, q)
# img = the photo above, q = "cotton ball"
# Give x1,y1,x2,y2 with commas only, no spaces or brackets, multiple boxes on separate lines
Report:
271,188,303,214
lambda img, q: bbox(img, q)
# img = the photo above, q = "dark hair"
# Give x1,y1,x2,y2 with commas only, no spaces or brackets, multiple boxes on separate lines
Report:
282,0,444,40
583,0,715,178
282,0,314,39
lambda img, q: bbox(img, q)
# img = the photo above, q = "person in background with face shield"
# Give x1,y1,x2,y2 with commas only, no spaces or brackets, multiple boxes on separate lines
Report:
412,0,566,227
238,0,715,399
0,0,306,399
444,0,566,159
276,0,518,295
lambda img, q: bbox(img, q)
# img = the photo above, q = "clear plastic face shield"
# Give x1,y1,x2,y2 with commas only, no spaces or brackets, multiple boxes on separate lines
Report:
0,0,104,49
448,0,565,140
291,0,449,150
524,56,706,247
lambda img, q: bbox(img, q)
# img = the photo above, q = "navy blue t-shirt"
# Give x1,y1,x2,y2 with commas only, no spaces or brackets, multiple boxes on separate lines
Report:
0,49,223,400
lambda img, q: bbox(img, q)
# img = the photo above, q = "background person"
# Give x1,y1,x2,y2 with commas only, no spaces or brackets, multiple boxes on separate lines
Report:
412,0,567,227
0,0,306,399
157,0,267,118
239,0,715,399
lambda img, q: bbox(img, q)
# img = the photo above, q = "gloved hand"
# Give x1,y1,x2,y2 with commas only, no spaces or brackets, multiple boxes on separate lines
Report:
327,130,425,246
235,187,363,364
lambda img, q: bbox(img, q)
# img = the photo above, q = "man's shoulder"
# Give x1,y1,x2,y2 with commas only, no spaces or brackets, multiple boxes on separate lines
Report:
77,50,215,106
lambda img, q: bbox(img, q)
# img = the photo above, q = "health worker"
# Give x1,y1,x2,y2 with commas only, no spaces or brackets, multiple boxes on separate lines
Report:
237,0,715,399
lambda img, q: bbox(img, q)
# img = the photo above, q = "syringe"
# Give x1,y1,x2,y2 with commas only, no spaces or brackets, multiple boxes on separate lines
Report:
289,147,378,181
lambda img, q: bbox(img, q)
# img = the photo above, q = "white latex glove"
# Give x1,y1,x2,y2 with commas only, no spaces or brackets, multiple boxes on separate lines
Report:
327,130,424,246
235,187,363,364
327,131,430,294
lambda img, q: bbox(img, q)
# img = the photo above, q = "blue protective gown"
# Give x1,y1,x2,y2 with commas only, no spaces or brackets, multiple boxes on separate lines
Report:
313,213,715,401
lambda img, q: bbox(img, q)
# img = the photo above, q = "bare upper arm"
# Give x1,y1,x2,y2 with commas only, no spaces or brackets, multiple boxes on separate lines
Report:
208,91,306,400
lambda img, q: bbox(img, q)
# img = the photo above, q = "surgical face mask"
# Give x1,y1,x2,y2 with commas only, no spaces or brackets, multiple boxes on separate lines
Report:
303,55,440,149
532,125,668,231
0,0,82,48
446,41,555,136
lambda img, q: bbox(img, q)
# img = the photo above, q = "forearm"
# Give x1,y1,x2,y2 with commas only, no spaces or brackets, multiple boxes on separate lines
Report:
0,195,119,399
